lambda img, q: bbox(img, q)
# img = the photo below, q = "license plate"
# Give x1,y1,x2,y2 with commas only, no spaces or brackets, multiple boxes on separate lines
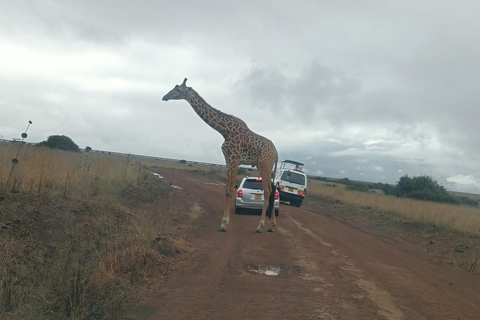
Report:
288,188,294,192
254,194,262,200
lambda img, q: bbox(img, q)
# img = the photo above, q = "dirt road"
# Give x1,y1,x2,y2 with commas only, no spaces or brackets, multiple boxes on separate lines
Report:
128,168,480,320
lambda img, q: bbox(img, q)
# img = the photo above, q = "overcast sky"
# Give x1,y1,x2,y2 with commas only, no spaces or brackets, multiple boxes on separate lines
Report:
1,1,479,193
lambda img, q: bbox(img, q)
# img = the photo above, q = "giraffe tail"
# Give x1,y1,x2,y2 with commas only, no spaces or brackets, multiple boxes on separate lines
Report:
267,182,277,218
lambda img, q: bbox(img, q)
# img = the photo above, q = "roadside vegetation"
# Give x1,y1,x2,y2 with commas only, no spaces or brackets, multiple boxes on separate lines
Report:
307,178,480,274
36,135,81,152
0,142,191,319
308,178,480,236
314,175,479,207
2,132,479,320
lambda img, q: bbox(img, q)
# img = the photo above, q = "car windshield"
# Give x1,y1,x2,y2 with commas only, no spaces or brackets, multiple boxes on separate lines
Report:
242,179,263,190
281,171,305,185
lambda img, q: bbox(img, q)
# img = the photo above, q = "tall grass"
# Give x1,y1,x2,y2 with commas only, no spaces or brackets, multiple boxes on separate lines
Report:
308,179,480,236
1,142,141,200
0,142,190,319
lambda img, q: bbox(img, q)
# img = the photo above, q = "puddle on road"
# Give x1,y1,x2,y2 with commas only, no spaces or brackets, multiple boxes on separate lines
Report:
264,268,281,276
246,264,281,276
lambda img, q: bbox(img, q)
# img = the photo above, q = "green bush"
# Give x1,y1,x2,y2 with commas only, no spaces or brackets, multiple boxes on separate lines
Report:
346,182,370,192
37,135,80,152
394,175,478,206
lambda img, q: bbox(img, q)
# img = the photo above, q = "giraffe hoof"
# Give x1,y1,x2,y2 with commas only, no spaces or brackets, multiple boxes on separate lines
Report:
218,227,226,232
268,228,274,233
255,229,262,233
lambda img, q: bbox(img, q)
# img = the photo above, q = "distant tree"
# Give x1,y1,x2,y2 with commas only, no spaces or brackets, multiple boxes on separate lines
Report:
396,175,453,203
85,146,92,152
179,159,187,164
37,135,80,152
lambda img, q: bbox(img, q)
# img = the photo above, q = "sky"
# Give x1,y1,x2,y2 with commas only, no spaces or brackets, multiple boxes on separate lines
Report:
1,1,479,193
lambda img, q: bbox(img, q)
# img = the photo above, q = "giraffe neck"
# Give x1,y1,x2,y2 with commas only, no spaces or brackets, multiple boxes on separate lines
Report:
185,88,245,138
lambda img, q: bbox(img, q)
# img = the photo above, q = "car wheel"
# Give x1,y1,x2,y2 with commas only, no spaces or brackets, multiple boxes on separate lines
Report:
275,209,279,216
235,206,241,214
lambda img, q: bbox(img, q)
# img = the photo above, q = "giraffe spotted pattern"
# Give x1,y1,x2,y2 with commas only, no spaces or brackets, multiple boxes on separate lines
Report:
163,78,278,232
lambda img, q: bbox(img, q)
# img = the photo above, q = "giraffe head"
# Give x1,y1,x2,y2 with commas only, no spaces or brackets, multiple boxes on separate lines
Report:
162,78,190,101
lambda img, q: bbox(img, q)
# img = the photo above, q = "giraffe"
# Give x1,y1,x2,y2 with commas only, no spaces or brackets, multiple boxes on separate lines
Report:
162,78,278,233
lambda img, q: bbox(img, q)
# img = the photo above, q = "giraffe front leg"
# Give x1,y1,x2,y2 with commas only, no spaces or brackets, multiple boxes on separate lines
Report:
218,201,230,232
218,194,230,232
218,161,237,232
218,219,228,232
255,219,265,233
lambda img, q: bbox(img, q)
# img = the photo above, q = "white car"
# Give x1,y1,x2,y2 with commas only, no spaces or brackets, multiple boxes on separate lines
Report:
235,177,280,216
274,160,307,207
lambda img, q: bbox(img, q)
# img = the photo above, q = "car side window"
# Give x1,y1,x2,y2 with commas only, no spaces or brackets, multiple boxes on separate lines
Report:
281,172,305,185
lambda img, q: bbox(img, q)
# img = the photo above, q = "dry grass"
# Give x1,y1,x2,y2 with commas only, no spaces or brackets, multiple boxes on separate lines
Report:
1,142,142,200
308,179,480,236
0,142,191,319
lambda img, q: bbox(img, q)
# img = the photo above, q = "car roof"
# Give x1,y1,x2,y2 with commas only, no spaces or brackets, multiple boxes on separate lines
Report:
280,169,306,175
284,159,304,166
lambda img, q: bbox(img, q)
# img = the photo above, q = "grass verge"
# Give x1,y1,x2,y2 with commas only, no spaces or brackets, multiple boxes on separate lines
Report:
306,180,480,274
0,143,191,319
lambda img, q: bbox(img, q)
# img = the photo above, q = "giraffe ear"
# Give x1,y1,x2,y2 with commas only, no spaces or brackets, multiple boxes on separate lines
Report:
181,78,188,87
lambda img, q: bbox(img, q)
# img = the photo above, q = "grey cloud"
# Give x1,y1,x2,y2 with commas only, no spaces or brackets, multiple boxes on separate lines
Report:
233,61,361,124
2,1,480,193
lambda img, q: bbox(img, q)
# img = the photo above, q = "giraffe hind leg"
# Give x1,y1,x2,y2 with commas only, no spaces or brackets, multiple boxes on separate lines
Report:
255,166,273,233
267,182,277,232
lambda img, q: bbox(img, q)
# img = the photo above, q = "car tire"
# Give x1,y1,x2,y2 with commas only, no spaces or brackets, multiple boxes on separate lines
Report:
275,209,279,216
235,206,241,214
291,200,302,207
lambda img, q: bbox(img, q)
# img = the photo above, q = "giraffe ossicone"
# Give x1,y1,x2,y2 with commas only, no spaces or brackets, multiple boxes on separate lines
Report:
163,79,279,233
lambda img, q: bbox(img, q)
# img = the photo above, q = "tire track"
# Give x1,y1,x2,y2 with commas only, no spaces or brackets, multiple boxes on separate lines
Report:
131,168,480,320
283,213,408,320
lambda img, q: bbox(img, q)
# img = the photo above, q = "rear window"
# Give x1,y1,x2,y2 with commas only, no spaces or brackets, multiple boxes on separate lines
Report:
242,179,264,190
280,171,306,185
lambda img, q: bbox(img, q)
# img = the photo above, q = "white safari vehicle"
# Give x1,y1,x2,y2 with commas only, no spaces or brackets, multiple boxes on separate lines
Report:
274,160,307,207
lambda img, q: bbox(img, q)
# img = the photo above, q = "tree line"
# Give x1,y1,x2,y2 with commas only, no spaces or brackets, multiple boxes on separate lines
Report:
314,175,478,207
36,135,91,152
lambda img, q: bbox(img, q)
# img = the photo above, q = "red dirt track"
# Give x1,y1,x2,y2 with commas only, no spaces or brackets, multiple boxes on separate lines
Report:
128,168,480,320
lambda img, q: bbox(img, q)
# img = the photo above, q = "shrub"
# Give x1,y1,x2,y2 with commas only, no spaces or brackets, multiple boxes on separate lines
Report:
346,182,370,192
37,135,80,152
396,175,463,204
